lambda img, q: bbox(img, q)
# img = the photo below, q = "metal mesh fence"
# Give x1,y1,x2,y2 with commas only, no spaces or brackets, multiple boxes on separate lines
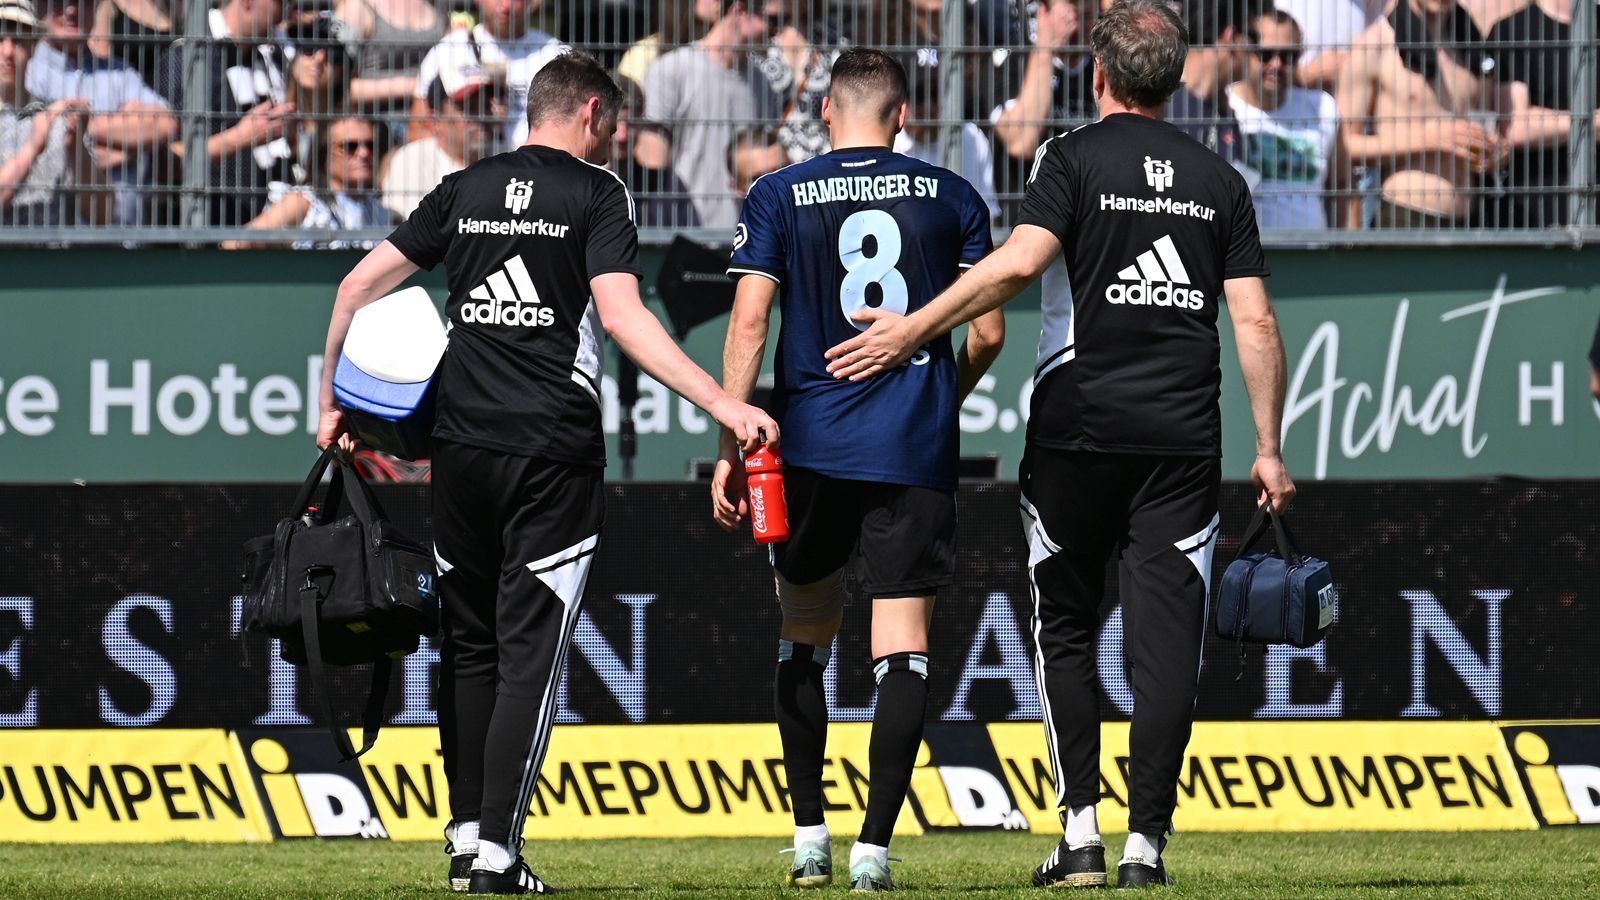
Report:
0,0,1594,247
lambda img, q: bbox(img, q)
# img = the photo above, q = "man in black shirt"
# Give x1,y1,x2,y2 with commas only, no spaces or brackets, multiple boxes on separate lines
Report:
317,52,776,895
1165,0,1271,174
157,0,294,226
826,1,1294,888
1489,0,1597,227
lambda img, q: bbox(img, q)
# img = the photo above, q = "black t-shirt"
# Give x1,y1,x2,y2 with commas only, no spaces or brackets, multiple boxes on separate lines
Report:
992,59,1097,223
1491,6,1574,111
158,41,295,226
1017,113,1268,456
1490,6,1596,226
1165,87,1247,170
387,145,641,466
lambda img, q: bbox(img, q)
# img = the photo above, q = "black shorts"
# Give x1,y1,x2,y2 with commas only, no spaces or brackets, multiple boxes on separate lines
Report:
771,466,956,597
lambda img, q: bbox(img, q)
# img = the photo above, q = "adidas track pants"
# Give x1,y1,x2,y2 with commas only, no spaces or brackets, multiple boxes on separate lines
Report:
1019,445,1220,837
431,439,605,846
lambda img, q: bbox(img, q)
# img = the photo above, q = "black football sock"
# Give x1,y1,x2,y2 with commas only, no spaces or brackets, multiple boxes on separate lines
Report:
775,639,831,828
858,651,929,848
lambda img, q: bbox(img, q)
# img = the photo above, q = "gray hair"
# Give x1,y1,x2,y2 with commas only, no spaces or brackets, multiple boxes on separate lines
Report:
1090,0,1190,110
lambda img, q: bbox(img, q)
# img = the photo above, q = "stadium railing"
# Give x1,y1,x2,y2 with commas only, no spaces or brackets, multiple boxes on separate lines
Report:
0,0,1595,249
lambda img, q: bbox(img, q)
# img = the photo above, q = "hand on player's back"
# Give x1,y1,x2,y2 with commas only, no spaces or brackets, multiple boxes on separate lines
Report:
824,308,918,381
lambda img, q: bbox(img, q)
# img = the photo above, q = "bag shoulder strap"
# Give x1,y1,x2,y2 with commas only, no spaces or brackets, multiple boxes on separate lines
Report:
298,566,392,762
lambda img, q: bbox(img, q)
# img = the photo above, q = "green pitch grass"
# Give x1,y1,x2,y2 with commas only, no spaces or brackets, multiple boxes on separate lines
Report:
1,831,1595,898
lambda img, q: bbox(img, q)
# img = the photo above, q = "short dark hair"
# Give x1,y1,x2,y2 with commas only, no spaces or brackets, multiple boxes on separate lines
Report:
1090,0,1189,109
1251,8,1300,41
726,125,782,174
826,47,909,122
616,75,644,116
524,51,624,129
1182,0,1274,45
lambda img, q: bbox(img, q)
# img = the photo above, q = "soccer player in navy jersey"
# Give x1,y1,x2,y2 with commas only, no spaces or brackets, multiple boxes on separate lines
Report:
710,47,1005,892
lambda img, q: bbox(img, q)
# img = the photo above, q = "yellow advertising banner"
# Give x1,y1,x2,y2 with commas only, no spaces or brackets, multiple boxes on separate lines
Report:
9,722,1552,841
989,721,1540,832
0,730,273,842
353,724,910,840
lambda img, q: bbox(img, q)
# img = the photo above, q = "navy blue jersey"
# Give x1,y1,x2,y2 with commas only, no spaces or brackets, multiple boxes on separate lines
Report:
728,147,993,490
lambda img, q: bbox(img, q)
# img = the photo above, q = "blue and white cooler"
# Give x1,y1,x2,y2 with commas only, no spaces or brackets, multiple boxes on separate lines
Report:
332,286,448,460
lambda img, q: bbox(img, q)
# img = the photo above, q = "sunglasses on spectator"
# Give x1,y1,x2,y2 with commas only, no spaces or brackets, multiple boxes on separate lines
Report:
337,139,375,153
1253,47,1301,66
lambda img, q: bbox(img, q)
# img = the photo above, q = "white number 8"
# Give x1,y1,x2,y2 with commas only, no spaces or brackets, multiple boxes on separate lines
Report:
838,209,909,331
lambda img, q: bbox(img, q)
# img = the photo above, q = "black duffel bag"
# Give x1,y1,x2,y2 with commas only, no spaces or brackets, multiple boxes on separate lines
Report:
240,446,438,760
1215,501,1336,659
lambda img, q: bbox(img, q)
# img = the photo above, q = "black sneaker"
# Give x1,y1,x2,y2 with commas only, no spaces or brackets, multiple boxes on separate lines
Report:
1116,857,1172,889
468,858,557,894
1031,838,1108,888
446,840,478,892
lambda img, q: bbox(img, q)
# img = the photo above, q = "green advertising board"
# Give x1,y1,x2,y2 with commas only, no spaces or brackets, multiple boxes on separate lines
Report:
2,246,1596,482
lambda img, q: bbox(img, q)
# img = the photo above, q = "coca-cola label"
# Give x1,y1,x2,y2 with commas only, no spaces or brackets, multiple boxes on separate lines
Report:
745,452,781,471
749,485,767,534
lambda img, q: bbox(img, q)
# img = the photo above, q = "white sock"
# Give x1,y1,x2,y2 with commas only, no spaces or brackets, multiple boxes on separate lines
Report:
448,820,480,850
850,841,889,867
1121,832,1163,866
1063,805,1100,848
794,823,830,847
478,839,517,872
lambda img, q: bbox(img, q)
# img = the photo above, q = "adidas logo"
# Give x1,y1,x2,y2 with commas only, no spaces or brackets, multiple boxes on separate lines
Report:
1104,235,1206,310
461,254,555,327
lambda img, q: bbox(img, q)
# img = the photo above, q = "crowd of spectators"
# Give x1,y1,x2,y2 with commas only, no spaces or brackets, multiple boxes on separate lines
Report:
0,0,1595,239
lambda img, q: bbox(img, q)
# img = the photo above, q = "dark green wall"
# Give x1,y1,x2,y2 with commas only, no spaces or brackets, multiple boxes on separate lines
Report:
3,246,1597,481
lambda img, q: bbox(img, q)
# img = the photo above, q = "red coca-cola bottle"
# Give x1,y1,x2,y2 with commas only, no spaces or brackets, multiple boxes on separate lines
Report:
743,438,789,544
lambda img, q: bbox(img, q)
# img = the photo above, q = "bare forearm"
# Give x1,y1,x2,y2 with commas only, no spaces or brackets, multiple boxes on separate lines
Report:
1507,105,1572,149
319,242,419,409
87,111,177,149
722,278,777,404
955,343,996,400
1236,313,1288,456
605,301,727,413
177,122,253,161
350,76,419,106
0,142,42,208
1296,51,1344,91
911,259,1030,347
956,310,1004,399
319,303,360,411
722,314,768,404
993,52,1056,159
1340,125,1427,165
